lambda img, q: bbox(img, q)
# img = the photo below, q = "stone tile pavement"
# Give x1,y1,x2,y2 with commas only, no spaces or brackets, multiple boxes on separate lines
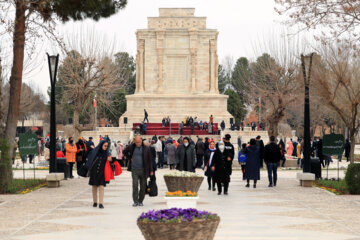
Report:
1,169,359,240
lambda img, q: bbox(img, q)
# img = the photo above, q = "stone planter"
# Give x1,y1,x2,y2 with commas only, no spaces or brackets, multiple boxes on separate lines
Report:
164,176,204,192
137,218,220,240
164,196,199,209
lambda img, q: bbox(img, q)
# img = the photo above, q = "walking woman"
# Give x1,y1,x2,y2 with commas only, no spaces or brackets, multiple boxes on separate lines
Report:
238,143,247,180
86,140,111,209
65,137,77,179
204,141,216,191
165,139,177,170
245,139,260,188
213,141,230,195
176,137,195,172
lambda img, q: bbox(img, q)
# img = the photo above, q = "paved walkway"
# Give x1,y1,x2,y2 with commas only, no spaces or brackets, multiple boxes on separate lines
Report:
1,169,360,240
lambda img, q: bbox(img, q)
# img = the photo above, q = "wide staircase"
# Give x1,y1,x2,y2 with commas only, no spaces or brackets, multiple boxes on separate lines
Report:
132,123,218,136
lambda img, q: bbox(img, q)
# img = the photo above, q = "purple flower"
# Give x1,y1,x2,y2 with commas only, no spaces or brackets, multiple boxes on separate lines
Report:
138,208,218,223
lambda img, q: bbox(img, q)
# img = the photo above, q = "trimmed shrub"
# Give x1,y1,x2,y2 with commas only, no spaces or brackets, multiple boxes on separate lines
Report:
345,163,360,194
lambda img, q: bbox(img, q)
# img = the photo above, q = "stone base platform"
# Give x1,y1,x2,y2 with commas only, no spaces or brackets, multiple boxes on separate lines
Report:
119,93,233,126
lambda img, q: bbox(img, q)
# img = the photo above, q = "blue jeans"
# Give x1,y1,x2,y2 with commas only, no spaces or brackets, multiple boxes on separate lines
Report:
267,163,279,185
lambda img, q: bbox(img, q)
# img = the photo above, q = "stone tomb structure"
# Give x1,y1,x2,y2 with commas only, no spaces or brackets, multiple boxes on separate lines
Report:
120,8,232,125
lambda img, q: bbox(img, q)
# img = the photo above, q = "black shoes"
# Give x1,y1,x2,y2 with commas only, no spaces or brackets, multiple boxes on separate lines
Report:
138,203,144,207
253,184,256,188
99,204,104,209
132,202,139,207
224,192,228,195
208,186,211,190
212,187,216,191
245,184,250,188
217,192,221,195
268,184,273,187
93,203,97,207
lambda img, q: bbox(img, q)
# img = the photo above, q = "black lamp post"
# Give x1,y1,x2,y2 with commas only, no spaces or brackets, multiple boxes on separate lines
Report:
47,53,59,173
301,53,314,173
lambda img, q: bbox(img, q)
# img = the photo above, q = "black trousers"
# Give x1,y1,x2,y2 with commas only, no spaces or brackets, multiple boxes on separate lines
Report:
217,182,229,193
68,162,74,177
207,176,215,188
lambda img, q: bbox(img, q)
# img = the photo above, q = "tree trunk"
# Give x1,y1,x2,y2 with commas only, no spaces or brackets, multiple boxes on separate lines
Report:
267,120,279,138
0,57,4,136
1,2,26,192
73,108,85,139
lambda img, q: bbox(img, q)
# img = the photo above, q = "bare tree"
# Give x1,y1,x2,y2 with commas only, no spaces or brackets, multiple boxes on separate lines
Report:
58,30,127,137
312,41,360,163
248,34,304,137
275,1,360,44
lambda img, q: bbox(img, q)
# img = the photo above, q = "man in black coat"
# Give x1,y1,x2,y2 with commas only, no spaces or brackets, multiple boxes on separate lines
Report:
143,109,149,123
344,139,351,162
256,135,265,168
223,134,235,177
264,136,281,187
123,135,153,207
195,138,205,168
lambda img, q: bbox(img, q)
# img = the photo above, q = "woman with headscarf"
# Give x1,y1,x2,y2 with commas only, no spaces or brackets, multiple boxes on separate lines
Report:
245,139,260,188
86,140,111,209
76,138,87,165
204,140,216,191
176,137,195,172
286,139,294,157
212,141,230,195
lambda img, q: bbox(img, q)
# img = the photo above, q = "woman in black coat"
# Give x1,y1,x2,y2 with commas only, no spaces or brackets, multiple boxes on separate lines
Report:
204,141,216,191
86,140,111,209
245,139,260,188
212,141,230,195
176,137,195,172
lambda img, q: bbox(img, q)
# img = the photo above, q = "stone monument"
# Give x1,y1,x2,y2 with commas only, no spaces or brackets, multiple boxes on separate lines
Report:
120,8,232,125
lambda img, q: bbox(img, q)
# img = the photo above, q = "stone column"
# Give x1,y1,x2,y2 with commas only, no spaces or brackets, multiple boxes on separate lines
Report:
135,51,140,93
215,33,219,93
156,30,165,93
189,30,198,93
138,39,145,93
209,39,216,93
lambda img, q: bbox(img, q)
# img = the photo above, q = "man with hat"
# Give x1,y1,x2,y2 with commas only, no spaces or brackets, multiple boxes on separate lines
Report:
86,137,95,156
223,134,234,191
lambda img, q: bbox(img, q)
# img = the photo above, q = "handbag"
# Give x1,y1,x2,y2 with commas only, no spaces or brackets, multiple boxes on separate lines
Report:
77,162,88,177
146,175,158,197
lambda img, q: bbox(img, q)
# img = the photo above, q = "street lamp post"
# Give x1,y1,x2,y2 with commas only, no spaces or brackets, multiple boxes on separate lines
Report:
301,53,314,173
47,53,59,173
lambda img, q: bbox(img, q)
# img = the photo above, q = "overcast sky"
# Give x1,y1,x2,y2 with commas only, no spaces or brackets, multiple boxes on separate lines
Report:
24,0,292,98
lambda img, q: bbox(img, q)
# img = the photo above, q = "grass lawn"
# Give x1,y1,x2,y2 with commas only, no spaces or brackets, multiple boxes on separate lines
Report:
314,179,349,195
3,179,47,194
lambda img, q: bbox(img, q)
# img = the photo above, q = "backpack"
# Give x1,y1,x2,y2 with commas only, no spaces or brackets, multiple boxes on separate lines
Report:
238,152,247,163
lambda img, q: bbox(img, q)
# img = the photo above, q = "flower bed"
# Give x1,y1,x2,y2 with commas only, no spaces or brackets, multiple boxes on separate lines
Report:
164,171,204,193
314,180,349,195
164,171,202,178
137,208,220,240
166,191,197,197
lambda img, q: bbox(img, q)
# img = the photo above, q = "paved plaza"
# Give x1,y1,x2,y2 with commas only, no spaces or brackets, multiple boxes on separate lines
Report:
0,168,360,240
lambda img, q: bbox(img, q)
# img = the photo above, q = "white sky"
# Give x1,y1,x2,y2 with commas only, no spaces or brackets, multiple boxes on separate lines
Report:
23,0,292,98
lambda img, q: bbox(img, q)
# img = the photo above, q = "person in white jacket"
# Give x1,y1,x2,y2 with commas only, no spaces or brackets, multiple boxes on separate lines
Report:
155,137,163,168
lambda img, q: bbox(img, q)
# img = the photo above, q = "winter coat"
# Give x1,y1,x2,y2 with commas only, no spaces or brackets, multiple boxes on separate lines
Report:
195,141,205,155
111,142,118,158
213,149,230,183
65,143,77,163
264,142,281,164
155,140,162,152
123,143,153,178
165,143,177,165
176,144,195,172
245,145,260,180
345,141,351,158
287,141,294,156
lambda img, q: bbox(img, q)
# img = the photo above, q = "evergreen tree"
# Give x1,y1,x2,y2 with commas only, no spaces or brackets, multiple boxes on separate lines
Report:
231,57,251,104
224,89,246,123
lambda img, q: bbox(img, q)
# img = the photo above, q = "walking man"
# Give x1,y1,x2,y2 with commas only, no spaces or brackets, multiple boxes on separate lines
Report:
155,136,163,168
264,136,281,187
144,109,149,123
125,135,153,207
